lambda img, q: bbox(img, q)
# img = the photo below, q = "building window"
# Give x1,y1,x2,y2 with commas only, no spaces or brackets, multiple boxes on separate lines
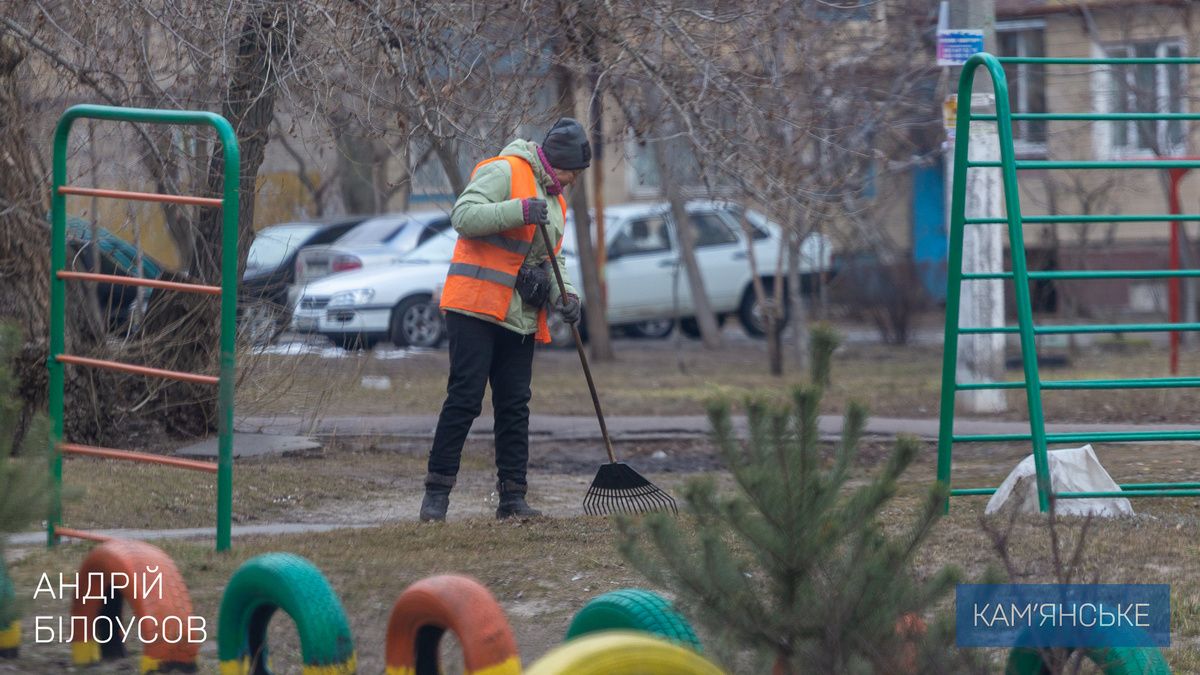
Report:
997,22,1047,150
1104,41,1187,155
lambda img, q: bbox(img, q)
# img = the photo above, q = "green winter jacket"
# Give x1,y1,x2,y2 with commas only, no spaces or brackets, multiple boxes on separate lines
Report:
446,138,576,336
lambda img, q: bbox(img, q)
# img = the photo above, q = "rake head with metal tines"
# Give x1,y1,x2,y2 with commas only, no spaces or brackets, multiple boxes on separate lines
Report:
584,462,678,517
531,216,678,518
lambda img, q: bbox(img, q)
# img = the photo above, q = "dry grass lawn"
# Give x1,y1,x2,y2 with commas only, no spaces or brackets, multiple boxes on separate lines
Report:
5,330,1200,672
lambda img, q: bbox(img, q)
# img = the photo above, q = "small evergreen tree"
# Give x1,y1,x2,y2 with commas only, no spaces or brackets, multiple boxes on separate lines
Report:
617,325,968,673
0,321,51,637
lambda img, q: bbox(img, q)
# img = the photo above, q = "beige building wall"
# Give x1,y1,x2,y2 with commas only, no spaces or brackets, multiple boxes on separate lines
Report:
1004,3,1200,247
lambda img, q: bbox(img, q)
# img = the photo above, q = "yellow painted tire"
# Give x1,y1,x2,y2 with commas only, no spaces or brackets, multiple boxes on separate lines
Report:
524,631,726,675
0,620,18,659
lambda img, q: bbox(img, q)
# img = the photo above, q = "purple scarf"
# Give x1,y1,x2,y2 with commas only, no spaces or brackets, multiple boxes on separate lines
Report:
535,145,563,196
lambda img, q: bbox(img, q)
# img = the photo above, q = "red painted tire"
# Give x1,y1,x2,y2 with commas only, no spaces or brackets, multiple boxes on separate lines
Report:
384,575,519,675
70,539,198,673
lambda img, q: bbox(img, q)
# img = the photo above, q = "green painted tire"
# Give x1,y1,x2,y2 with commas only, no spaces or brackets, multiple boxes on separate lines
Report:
217,553,355,675
0,564,16,659
565,589,702,652
1005,627,1171,675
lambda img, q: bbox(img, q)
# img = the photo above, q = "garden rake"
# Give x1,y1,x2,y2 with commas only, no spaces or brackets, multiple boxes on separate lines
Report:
535,218,677,517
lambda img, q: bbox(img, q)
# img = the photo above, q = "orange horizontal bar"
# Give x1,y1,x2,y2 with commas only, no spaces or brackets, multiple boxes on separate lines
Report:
53,526,112,543
57,354,219,385
59,185,223,208
61,442,218,473
57,271,221,296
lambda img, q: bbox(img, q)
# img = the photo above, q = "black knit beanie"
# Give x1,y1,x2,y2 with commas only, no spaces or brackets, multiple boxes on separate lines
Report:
541,117,591,171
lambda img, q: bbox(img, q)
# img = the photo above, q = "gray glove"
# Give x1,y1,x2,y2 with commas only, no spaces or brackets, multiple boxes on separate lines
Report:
522,198,549,227
556,293,581,324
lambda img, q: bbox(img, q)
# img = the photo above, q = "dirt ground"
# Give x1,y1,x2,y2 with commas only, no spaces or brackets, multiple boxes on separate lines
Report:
6,329,1200,673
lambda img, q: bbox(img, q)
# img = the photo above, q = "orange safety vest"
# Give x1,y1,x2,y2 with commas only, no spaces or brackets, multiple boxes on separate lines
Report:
439,155,568,343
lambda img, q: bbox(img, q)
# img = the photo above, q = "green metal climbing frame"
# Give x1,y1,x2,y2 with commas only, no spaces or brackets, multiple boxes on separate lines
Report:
937,53,1200,511
49,104,240,550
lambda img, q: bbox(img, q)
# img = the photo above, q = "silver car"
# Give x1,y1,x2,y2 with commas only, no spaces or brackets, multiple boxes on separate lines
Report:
292,211,451,289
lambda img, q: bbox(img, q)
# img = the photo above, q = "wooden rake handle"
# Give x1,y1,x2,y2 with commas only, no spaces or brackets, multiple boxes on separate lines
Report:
535,217,618,464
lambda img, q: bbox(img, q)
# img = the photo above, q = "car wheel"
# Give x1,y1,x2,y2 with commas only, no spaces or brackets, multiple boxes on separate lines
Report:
628,319,674,339
390,294,444,348
739,282,789,338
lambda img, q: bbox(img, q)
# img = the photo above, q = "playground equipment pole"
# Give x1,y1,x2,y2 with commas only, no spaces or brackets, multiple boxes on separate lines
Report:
48,104,238,552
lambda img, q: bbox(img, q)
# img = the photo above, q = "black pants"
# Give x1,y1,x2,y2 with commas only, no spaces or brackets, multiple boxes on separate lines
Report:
427,311,536,484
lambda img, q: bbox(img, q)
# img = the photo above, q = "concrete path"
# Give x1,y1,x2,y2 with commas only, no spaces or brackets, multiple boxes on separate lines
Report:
175,432,321,458
238,413,1199,442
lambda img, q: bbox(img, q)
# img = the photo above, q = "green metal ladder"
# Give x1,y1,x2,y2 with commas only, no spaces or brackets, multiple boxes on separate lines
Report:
49,104,240,550
937,53,1200,511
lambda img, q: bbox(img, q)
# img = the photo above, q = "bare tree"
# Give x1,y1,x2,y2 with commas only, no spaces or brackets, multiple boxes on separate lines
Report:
1,0,302,444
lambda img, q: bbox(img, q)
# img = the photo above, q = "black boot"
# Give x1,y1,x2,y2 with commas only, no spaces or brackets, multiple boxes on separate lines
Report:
496,480,543,520
419,473,456,522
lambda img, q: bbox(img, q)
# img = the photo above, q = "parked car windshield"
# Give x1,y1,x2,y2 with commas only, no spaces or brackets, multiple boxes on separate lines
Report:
400,230,458,263
247,223,319,271
335,216,409,246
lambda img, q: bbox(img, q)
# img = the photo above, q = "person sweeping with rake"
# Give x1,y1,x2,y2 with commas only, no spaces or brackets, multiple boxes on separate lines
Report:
422,118,676,522
420,118,588,521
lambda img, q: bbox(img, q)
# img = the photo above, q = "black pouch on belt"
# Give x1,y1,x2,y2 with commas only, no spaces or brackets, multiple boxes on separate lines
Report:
515,261,551,308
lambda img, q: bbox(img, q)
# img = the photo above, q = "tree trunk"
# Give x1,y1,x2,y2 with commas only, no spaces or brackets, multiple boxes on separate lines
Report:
0,37,56,446
331,113,379,214
787,230,809,374
554,61,614,360
137,2,295,438
0,36,115,449
433,138,466,197
652,141,721,349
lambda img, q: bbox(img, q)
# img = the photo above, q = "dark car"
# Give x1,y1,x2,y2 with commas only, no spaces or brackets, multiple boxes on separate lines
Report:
65,217,165,329
240,216,368,341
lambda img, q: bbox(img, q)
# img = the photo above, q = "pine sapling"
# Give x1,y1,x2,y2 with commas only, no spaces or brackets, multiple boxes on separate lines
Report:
617,325,970,673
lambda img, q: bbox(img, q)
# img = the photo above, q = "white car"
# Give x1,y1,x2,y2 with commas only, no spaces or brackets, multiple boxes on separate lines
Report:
566,200,832,339
292,211,451,289
291,228,460,349
295,201,832,349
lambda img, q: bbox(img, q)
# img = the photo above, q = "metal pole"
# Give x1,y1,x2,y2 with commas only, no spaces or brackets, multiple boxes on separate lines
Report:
48,114,72,547
1169,168,1184,375
216,120,239,553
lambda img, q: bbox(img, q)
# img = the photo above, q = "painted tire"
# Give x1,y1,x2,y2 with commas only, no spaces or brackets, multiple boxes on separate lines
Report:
70,539,199,673
525,631,726,675
218,553,355,675
384,574,519,675
1005,627,1170,675
891,613,926,675
0,562,17,658
565,589,702,652
0,622,16,660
